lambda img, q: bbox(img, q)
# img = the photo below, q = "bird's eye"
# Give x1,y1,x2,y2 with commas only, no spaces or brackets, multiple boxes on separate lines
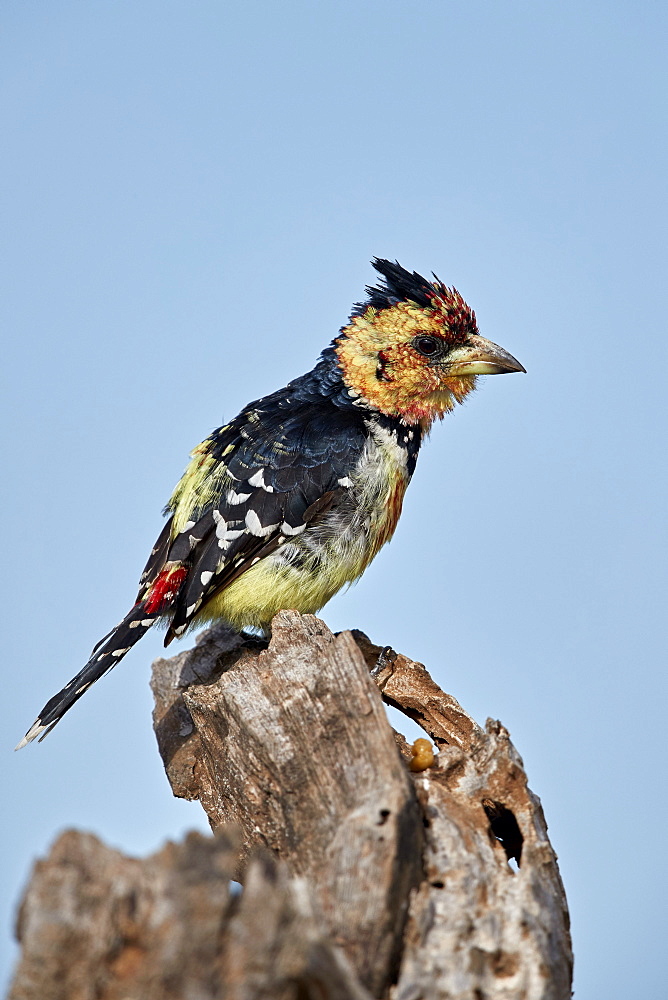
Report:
412,335,442,357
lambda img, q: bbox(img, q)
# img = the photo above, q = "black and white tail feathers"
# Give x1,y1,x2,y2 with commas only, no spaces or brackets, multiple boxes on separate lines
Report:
15,603,160,749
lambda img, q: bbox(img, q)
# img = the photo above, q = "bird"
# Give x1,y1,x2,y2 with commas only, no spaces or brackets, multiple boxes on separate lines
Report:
17,258,525,748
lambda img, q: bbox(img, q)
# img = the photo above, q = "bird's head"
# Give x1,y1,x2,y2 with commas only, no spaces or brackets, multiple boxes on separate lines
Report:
334,258,525,426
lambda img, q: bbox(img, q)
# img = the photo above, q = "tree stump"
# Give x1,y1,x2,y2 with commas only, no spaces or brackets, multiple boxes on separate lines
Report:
10,611,572,999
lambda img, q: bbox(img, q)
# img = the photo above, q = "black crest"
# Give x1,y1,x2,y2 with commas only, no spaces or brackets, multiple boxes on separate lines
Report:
352,258,438,316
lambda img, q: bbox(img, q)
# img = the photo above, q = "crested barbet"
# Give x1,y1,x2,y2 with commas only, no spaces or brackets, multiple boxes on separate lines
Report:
17,259,525,748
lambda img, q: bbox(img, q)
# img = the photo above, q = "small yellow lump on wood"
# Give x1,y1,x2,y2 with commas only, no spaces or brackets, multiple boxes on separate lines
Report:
408,738,435,772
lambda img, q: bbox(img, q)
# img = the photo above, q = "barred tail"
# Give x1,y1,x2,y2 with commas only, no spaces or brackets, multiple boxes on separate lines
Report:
15,604,159,749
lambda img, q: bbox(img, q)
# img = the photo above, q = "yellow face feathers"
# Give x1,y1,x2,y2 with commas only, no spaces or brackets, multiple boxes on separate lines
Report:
334,280,524,427
334,298,477,425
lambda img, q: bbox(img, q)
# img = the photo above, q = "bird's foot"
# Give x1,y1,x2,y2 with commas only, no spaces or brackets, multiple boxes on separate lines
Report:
239,629,270,650
370,645,397,681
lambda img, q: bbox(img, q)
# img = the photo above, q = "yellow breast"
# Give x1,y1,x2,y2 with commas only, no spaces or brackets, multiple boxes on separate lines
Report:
195,422,411,632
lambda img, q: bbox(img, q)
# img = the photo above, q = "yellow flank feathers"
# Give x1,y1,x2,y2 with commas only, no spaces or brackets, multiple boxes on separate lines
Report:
167,440,230,536
194,554,351,631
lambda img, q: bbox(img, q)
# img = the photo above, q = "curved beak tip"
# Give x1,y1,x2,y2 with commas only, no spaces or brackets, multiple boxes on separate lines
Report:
447,337,526,376
505,359,527,375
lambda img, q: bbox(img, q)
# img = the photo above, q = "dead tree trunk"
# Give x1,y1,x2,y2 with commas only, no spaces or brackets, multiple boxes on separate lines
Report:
10,611,572,999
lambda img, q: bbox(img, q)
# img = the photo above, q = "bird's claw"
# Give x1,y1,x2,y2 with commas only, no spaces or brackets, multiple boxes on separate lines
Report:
370,645,397,681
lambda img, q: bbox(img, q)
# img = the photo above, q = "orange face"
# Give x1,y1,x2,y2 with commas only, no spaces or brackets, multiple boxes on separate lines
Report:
334,287,524,426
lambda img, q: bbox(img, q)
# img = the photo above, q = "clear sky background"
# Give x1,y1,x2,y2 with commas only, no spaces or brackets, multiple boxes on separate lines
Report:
2,2,666,995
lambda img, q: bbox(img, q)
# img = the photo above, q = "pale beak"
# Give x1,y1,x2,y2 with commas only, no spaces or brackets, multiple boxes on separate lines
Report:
444,335,526,375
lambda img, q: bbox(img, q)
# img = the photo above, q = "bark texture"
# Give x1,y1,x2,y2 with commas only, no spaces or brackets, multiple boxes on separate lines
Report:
10,611,572,999
9,828,369,1000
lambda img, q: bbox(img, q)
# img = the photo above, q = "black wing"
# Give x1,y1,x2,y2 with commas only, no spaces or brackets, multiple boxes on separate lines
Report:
159,393,368,641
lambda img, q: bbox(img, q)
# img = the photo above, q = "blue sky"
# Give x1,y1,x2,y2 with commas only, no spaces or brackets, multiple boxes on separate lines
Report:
2,2,667,995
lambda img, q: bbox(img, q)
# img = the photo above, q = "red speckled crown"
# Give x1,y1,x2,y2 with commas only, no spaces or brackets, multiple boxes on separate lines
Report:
352,258,478,344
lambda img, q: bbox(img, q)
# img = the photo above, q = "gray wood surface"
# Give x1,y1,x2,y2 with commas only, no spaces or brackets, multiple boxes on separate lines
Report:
10,611,572,998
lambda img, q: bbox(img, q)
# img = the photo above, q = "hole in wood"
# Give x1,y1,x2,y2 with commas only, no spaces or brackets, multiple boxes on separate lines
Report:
482,798,523,866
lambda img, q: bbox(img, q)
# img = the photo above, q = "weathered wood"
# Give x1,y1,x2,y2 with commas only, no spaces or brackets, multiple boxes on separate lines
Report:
153,613,572,999
8,828,372,1000
354,638,573,999
222,848,372,1000
12,611,572,999
151,611,423,997
351,631,484,752
394,725,571,1000
10,827,239,1000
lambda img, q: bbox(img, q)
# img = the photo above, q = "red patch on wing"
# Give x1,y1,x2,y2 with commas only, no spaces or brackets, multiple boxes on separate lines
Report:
144,565,188,614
